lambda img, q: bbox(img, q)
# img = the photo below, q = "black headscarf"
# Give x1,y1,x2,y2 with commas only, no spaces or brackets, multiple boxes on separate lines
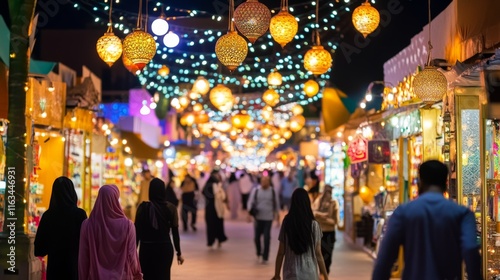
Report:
149,178,171,229
49,176,78,210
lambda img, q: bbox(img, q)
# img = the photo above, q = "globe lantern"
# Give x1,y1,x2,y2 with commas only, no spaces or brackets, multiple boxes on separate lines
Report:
123,29,157,70
269,8,298,48
413,66,448,103
122,54,140,74
158,65,170,77
211,140,220,149
180,112,196,127
283,130,292,139
290,115,305,132
210,84,234,111
215,31,248,71
352,1,380,38
303,79,320,97
267,70,282,86
234,0,271,43
291,104,303,115
262,89,280,107
304,45,332,75
231,112,251,129
163,31,180,48
151,16,169,36
195,112,210,124
179,96,190,109
193,76,210,95
96,32,123,66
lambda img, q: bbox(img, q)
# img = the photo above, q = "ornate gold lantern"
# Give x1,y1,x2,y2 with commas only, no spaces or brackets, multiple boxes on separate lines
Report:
352,1,380,38
216,0,248,71
96,1,122,67
291,104,303,115
262,89,280,107
413,66,447,102
267,70,283,86
270,2,298,48
304,45,332,75
304,79,320,97
123,29,157,70
122,54,140,74
231,112,251,129
234,0,271,43
158,65,170,77
210,84,234,111
290,115,305,132
193,76,210,95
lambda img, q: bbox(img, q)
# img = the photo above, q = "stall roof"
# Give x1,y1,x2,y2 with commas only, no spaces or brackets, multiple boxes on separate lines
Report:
121,131,162,160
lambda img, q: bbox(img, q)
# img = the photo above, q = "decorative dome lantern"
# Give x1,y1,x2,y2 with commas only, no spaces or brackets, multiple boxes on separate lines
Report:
231,112,251,129
413,66,448,102
352,1,380,38
210,84,234,111
267,70,282,86
216,0,248,71
262,89,280,107
234,0,271,43
290,115,305,132
269,1,298,48
303,79,320,97
123,29,157,70
304,45,332,75
193,76,210,95
158,65,170,77
96,1,122,67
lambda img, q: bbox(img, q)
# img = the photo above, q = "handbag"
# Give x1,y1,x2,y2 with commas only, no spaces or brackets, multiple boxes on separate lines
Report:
249,189,259,217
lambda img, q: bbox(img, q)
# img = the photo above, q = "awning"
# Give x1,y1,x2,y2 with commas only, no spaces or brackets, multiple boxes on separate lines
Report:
121,131,162,160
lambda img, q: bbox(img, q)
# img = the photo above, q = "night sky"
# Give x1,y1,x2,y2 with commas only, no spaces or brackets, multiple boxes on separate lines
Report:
4,0,453,108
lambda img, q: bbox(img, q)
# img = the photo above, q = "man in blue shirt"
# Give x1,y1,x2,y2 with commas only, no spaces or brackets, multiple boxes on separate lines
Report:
372,160,482,280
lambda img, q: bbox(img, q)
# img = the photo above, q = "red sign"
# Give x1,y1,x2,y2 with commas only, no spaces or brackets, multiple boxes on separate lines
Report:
347,135,368,163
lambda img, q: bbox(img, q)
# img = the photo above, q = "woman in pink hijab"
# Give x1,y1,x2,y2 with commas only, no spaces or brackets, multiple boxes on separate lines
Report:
79,185,143,280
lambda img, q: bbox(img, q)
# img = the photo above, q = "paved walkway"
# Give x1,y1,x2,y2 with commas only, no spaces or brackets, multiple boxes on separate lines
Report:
171,211,374,280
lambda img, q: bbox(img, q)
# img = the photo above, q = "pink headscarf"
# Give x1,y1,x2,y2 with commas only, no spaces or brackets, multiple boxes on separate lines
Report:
79,185,142,280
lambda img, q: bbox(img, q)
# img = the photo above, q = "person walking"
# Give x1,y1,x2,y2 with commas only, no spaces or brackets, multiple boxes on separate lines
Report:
180,173,199,232
272,188,329,280
79,185,143,280
35,177,87,280
280,170,298,211
203,170,228,248
166,169,180,207
239,170,253,210
137,169,154,205
372,160,481,280
247,175,280,264
312,185,339,275
135,178,184,279
228,172,241,219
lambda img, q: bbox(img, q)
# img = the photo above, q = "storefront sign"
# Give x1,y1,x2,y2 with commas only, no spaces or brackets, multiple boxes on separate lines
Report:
347,135,368,163
368,140,391,164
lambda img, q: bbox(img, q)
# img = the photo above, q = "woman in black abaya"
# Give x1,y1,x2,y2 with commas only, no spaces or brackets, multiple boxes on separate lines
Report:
203,171,228,247
34,176,88,280
135,178,184,280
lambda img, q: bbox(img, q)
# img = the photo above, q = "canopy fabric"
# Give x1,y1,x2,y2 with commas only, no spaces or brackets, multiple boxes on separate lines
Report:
121,131,162,160
321,87,351,134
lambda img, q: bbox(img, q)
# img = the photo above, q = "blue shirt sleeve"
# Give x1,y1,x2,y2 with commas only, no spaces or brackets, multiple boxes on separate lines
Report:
461,210,482,280
372,206,404,280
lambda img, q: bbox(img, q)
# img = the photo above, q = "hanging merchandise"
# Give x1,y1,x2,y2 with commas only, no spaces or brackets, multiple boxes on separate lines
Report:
269,0,298,48
96,0,122,66
352,0,380,38
303,0,332,75
234,0,271,43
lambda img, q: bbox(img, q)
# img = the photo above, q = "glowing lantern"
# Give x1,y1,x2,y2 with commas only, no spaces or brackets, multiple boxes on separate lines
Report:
193,103,203,112
195,112,209,124
216,121,232,132
151,16,169,36
211,140,220,149
246,120,255,130
261,105,274,121
163,31,180,48
283,130,292,139
270,7,298,48
215,31,248,71
262,89,280,107
359,186,375,203
291,104,303,115
96,32,123,66
180,112,196,126
122,29,157,70
210,84,234,111
231,112,251,129
413,66,448,103
352,1,380,38
262,125,274,137
290,115,305,132
158,65,170,77
304,45,332,75
193,76,210,95
179,96,190,109
304,79,320,97
267,70,283,86
234,0,271,43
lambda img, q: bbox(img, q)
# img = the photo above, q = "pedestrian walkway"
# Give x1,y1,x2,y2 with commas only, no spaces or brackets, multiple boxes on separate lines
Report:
171,213,374,280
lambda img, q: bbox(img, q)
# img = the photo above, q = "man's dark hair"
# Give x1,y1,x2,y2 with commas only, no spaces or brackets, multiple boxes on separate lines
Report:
418,160,448,192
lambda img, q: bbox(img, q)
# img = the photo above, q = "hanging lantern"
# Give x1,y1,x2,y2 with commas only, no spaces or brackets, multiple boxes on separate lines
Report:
291,104,303,115
215,121,232,132
283,130,292,139
151,16,169,36
304,45,332,75
261,105,274,121
123,29,157,70
352,1,380,38
195,112,210,124
234,0,271,43
231,112,251,129
290,115,305,132
303,79,320,97
193,103,203,112
262,89,280,107
96,32,122,66
246,120,255,130
163,31,180,48
210,84,234,111
179,96,190,109
413,66,448,103
158,65,170,77
269,7,298,48
262,124,274,137
211,140,220,149
215,31,248,71
122,54,140,74
180,112,196,127
193,76,211,95
267,70,283,86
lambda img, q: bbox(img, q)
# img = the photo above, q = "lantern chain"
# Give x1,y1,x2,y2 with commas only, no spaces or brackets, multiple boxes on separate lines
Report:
228,0,235,32
426,0,433,66
107,0,113,33
136,0,143,29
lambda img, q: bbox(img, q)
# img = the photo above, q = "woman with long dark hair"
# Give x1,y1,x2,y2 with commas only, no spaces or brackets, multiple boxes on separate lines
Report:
202,170,228,247
135,178,184,279
272,188,328,280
